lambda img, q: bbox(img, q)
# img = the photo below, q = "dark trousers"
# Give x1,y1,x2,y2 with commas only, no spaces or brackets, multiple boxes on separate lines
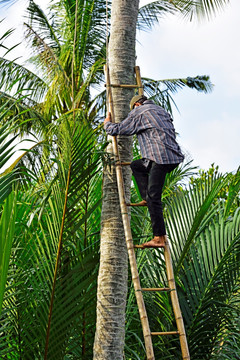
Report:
130,159,179,236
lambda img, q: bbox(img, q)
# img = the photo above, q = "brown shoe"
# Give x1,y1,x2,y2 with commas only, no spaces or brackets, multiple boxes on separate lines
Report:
128,200,147,207
142,236,166,248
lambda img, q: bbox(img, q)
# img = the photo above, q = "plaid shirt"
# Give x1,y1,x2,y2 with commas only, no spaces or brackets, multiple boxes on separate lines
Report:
104,100,184,165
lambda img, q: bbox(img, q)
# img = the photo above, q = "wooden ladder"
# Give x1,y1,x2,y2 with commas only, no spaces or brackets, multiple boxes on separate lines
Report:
104,64,190,360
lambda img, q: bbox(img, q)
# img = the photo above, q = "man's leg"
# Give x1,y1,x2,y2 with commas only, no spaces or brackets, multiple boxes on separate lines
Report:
130,159,149,203
142,163,179,248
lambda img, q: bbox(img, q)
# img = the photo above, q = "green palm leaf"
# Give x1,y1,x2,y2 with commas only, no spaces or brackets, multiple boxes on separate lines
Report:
0,121,105,359
0,94,30,202
0,57,48,102
166,171,233,272
165,169,240,358
138,1,177,31
142,76,213,114
128,165,240,358
43,122,104,359
179,210,240,357
173,0,230,20
0,190,17,315
224,168,240,217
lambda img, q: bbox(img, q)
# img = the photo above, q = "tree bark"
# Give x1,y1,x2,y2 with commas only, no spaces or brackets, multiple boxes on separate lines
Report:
93,1,139,359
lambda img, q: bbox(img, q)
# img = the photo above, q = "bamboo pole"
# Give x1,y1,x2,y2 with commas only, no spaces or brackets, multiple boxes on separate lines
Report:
104,64,155,360
164,241,191,360
135,66,144,95
105,83,143,89
115,161,131,166
151,331,179,336
141,287,171,292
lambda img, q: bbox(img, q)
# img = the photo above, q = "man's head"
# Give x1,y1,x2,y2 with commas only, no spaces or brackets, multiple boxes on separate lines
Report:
130,95,148,110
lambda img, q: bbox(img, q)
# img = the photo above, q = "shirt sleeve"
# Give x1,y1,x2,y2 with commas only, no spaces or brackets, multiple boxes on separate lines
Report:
104,113,139,136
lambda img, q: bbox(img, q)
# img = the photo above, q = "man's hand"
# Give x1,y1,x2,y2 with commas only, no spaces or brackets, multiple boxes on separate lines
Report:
104,112,112,125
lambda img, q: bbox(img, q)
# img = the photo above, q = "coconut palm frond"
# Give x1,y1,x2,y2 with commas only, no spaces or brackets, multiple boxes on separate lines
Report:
0,56,48,101
160,76,214,94
25,23,71,86
224,168,240,217
26,0,61,51
128,164,240,358
0,121,105,359
0,96,26,202
163,160,198,199
211,289,240,359
172,0,230,21
59,0,108,74
164,168,240,357
0,191,17,315
38,122,104,358
179,209,240,357
167,171,231,270
138,0,177,31
142,75,213,114
142,77,178,115
0,91,50,135
74,58,106,109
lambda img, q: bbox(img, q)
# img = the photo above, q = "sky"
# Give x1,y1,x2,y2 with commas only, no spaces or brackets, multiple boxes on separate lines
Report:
0,0,239,173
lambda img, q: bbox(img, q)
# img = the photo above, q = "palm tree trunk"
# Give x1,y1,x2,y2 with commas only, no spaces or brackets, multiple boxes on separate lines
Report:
93,1,139,359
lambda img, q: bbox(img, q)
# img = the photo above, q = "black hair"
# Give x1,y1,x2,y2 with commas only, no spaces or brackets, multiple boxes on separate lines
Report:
137,95,148,105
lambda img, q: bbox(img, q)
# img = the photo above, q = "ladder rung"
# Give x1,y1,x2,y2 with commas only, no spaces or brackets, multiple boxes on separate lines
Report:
127,203,147,207
151,331,179,336
134,244,165,249
105,83,143,89
116,162,131,166
141,287,171,292
134,245,144,249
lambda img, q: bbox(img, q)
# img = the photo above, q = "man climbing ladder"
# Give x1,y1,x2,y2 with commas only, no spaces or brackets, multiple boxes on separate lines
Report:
104,94,184,248
103,64,190,360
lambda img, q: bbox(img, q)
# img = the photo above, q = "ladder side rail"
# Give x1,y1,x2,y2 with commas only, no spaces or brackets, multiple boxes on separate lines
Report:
104,64,155,360
136,65,190,359
135,66,144,95
164,242,191,360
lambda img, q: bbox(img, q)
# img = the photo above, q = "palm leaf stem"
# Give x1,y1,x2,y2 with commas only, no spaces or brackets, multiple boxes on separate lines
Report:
44,1,81,355
82,177,89,356
0,190,17,315
44,159,71,359
71,0,78,115
71,1,89,356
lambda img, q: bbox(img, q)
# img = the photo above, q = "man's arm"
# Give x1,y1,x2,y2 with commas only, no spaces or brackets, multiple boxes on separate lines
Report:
104,112,138,136
104,112,112,126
